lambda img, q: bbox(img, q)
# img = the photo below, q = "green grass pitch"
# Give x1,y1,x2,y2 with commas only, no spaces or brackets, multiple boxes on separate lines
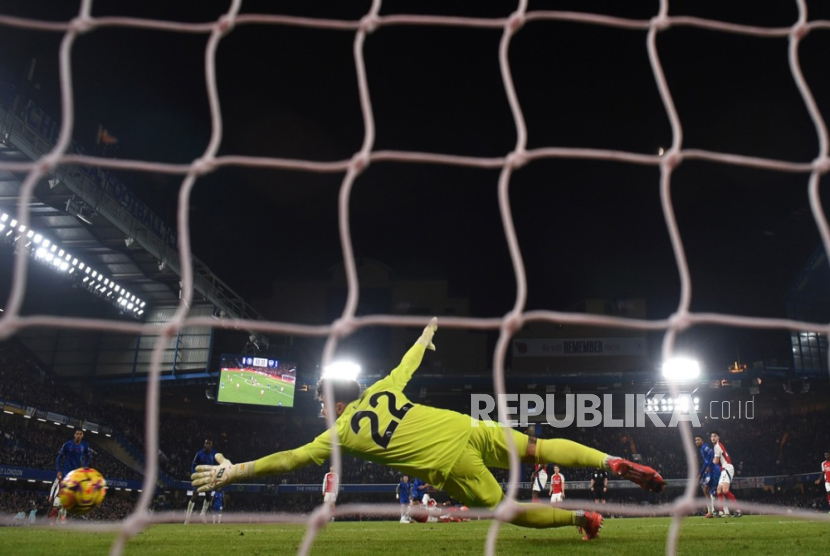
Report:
3,516,828,555
216,371,295,407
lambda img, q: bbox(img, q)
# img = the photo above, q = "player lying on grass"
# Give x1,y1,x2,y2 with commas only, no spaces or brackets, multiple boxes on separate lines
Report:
192,317,664,541
406,498,470,523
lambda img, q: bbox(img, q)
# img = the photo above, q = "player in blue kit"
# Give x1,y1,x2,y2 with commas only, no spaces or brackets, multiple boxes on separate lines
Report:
694,434,719,518
410,477,429,506
186,439,217,524
56,429,90,480
211,488,225,524
396,475,411,522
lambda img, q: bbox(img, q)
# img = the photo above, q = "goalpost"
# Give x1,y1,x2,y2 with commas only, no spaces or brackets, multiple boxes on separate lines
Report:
0,1,829,555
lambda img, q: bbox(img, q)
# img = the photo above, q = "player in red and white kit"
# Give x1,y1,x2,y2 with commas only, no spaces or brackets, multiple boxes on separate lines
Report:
47,476,66,525
814,451,830,513
549,465,565,504
710,431,741,517
530,463,548,503
322,466,339,519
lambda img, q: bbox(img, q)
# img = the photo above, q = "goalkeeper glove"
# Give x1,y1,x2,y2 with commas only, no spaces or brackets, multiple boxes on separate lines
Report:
191,453,253,493
417,317,438,351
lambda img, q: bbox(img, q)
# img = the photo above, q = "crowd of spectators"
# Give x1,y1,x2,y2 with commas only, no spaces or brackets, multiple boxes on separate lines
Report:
1,415,141,481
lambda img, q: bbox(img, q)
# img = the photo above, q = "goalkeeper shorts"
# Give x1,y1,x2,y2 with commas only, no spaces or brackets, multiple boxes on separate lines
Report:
439,425,529,509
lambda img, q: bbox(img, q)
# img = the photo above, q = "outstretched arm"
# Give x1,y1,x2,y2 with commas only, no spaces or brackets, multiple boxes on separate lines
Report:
192,432,332,492
372,318,438,393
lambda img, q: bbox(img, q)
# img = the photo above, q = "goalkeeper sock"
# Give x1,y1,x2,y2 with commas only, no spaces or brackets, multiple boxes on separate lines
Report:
536,438,607,469
201,500,209,515
510,503,579,529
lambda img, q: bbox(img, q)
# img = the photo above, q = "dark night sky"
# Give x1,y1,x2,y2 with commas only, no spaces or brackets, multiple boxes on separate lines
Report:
2,1,830,369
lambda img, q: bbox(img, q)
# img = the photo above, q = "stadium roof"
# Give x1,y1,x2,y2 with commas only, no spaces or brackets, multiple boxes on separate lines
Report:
0,106,263,326
0,142,181,315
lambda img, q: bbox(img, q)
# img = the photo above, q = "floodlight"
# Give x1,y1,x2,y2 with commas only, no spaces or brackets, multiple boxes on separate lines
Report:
661,357,701,381
2,211,148,320
322,361,361,381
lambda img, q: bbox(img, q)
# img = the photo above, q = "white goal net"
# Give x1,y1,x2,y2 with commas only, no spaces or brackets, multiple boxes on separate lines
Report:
1,1,829,555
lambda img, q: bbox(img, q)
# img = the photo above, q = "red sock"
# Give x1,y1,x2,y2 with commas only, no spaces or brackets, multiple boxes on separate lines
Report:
726,491,737,503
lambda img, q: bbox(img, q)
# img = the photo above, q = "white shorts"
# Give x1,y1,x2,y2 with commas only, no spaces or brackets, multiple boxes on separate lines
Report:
421,493,431,506
323,492,337,503
718,464,735,485
824,482,830,493
52,497,62,508
550,493,564,503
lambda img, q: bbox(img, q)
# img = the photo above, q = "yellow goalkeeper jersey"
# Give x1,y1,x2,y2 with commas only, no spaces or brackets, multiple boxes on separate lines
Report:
302,343,474,488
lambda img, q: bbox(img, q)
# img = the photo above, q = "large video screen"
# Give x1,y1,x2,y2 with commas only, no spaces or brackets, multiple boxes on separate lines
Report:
216,354,297,408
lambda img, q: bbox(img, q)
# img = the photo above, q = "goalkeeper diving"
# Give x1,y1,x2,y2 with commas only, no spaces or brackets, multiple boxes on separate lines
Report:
192,317,664,540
